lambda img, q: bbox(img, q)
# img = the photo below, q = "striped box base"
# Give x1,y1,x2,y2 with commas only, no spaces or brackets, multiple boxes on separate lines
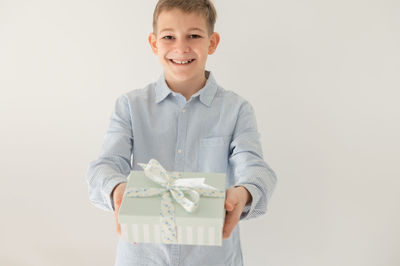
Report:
121,223,222,246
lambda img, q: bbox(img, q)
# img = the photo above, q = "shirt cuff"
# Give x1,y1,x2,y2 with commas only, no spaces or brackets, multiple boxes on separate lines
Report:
103,178,128,212
234,183,260,220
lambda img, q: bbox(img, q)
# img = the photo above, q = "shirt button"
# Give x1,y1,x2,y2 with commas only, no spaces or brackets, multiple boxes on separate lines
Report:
177,149,182,154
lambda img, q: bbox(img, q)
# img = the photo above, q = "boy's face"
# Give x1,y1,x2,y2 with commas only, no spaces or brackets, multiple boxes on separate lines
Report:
149,8,220,85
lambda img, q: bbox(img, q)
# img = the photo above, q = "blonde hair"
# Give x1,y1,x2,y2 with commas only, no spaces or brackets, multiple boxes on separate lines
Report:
153,0,217,36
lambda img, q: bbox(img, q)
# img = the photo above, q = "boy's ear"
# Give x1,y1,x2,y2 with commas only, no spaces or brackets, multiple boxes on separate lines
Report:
148,32,158,55
208,32,220,55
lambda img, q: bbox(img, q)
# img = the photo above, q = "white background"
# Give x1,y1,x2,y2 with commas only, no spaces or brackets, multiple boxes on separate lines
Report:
1,0,399,265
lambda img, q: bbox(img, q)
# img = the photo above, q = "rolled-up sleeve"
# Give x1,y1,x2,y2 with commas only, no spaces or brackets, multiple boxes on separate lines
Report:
229,100,277,220
86,94,133,212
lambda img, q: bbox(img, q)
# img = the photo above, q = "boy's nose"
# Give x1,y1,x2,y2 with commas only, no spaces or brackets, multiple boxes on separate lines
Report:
174,40,191,53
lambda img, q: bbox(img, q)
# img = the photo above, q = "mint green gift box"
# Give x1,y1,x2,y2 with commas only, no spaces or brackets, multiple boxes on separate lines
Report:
118,166,226,246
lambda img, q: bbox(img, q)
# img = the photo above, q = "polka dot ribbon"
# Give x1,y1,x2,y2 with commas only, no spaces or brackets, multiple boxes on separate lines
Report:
125,158,225,244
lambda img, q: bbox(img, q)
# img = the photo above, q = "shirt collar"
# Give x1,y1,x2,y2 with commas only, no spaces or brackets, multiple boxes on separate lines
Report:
154,70,218,107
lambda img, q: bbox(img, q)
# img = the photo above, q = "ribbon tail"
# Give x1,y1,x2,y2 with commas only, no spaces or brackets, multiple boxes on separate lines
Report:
160,191,177,244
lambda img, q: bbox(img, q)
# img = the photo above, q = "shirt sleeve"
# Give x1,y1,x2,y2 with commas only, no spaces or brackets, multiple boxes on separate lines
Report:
229,100,277,220
86,94,133,212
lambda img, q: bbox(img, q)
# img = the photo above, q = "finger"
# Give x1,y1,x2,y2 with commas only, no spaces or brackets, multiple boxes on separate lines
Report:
114,201,122,236
113,186,124,236
115,219,121,236
222,205,242,239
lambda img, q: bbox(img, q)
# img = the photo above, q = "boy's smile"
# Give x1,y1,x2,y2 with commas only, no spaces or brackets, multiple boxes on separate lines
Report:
149,8,219,96
169,58,195,65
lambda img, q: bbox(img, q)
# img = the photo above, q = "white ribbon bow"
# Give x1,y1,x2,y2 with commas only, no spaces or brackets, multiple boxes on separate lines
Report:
125,159,225,244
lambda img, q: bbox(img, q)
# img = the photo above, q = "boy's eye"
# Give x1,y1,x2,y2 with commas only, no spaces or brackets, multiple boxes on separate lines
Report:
189,34,201,39
162,35,174,40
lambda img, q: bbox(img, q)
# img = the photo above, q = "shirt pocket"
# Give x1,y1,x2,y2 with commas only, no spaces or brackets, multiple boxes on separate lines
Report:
198,136,231,173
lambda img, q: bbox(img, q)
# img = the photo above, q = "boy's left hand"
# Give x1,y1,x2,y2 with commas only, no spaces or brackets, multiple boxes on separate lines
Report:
222,186,252,240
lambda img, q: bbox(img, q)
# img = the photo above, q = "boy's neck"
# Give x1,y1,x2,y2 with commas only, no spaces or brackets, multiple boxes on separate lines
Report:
165,71,207,101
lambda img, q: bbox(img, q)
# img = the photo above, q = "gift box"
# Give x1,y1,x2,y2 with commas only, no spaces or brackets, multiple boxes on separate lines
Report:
118,159,226,246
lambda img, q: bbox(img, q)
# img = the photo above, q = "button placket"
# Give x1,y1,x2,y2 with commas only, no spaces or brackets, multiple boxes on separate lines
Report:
174,104,188,171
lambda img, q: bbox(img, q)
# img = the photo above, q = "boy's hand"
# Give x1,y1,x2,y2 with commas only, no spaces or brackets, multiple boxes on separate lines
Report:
112,182,137,244
111,182,126,236
222,186,252,240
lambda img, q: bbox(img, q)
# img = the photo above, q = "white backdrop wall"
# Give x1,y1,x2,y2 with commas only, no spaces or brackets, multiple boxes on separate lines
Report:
1,0,399,265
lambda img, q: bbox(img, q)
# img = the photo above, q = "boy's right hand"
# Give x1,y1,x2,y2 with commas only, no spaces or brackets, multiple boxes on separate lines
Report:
112,182,137,245
112,182,127,236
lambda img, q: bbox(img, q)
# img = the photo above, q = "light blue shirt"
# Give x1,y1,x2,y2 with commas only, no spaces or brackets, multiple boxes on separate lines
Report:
86,70,277,266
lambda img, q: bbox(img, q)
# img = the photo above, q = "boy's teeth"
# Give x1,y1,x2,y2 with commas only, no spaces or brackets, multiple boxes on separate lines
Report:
171,59,193,64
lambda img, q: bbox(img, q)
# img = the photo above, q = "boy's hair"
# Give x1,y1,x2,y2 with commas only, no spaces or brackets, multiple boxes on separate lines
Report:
153,0,217,36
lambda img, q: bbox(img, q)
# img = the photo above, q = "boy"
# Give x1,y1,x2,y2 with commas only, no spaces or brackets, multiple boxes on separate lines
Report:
86,0,277,265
